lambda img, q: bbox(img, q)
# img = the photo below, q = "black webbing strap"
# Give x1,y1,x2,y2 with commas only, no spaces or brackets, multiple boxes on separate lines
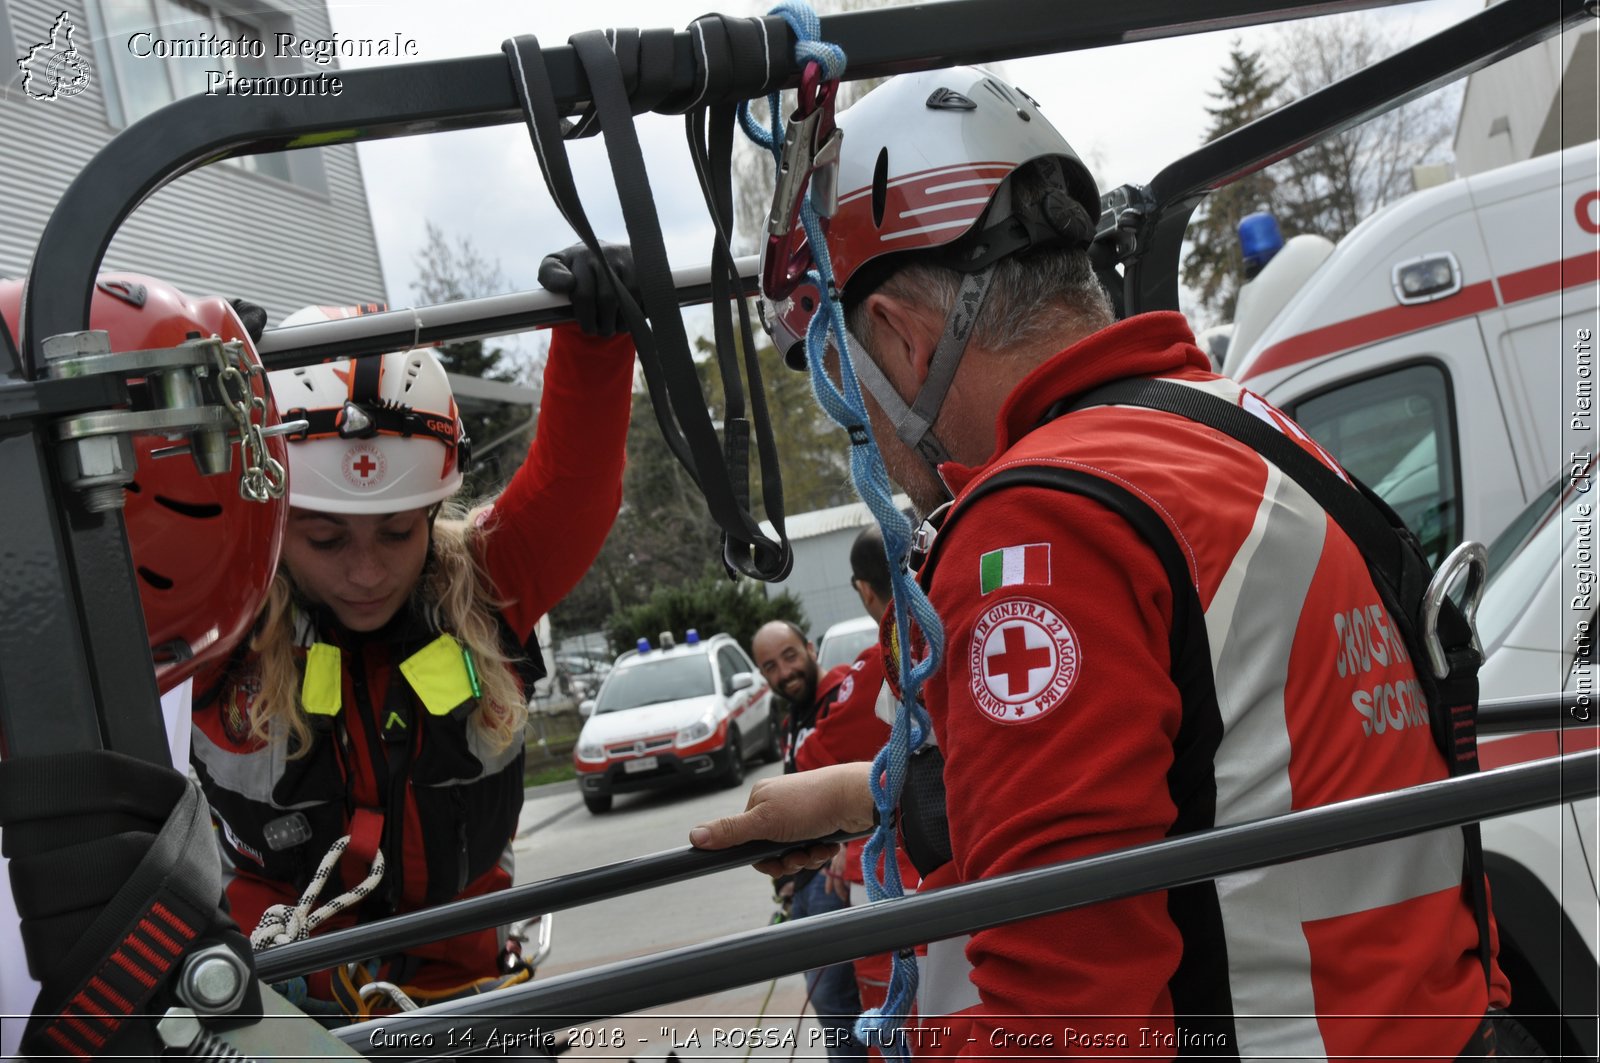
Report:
281,403,457,448
501,29,792,580
1067,376,1493,988
0,751,245,1057
683,14,794,577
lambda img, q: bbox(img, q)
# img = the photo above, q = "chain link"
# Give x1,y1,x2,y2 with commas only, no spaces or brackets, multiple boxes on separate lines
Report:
212,339,286,503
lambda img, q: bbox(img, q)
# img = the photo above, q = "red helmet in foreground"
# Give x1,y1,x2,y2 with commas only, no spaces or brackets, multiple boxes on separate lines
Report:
0,273,287,691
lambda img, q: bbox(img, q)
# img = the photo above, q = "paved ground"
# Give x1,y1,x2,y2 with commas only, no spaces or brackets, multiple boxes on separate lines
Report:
507,762,839,1062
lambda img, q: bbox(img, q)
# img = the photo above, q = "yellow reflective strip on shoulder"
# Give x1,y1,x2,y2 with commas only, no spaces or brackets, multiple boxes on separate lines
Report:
301,643,343,716
399,634,476,717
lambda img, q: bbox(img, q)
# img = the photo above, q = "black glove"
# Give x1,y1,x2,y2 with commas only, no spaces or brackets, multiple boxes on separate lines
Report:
229,297,268,344
538,242,638,338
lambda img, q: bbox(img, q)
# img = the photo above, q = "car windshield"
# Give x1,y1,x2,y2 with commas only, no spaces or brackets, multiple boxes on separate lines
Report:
1477,474,1579,650
818,625,878,673
594,654,714,713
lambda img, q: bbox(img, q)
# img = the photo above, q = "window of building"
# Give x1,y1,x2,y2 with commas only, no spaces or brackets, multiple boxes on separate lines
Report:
1289,363,1460,567
88,0,303,184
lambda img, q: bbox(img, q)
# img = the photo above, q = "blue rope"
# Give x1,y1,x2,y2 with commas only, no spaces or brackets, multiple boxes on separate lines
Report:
740,5,945,1055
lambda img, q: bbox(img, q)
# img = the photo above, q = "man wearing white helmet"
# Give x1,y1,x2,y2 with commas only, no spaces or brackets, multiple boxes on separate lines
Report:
692,69,1528,1059
188,244,637,1004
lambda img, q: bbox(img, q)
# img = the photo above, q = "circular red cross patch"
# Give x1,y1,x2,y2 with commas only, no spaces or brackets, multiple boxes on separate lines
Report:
968,598,1080,724
341,442,387,490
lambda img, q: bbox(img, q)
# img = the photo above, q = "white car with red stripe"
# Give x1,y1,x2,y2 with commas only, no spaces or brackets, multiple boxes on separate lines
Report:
1225,142,1599,566
572,631,778,814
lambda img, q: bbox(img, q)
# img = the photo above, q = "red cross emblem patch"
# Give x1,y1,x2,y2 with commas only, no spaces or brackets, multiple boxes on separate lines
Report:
968,597,1080,724
341,442,387,490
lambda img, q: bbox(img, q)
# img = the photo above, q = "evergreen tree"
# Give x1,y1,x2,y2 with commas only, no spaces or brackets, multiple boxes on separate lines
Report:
1181,43,1284,326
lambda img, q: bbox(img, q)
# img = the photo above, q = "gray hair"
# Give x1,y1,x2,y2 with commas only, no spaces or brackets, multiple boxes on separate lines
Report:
845,160,1114,353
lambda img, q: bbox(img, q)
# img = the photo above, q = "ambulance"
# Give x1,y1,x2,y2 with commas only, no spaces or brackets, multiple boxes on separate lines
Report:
1224,141,1599,564
1221,141,1600,1054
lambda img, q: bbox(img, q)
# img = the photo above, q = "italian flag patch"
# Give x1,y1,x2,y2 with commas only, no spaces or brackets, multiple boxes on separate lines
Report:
979,543,1050,595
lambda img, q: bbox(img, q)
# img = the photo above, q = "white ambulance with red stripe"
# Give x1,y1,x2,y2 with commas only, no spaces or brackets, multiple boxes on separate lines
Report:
1224,143,1599,1055
1225,142,1598,566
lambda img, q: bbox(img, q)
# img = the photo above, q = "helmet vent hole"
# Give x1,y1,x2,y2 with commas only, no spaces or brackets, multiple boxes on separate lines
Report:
801,294,816,313
154,495,224,520
872,148,889,229
402,353,427,394
137,566,173,591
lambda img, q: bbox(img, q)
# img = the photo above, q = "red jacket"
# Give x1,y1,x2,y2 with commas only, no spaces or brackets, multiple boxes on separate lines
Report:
191,326,633,989
911,313,1506,1059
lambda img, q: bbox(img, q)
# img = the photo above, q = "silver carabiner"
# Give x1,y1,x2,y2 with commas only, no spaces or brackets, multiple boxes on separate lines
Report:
1421,540,1488,679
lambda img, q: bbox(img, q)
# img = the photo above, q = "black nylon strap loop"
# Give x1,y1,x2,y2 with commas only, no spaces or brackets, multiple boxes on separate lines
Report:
503,27,791,581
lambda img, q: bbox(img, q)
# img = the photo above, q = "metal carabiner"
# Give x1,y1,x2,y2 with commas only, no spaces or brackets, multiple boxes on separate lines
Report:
1421,540,1488,679
762,61,842,302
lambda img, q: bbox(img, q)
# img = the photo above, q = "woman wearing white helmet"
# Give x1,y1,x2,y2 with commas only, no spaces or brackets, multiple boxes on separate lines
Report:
188,244,638,1004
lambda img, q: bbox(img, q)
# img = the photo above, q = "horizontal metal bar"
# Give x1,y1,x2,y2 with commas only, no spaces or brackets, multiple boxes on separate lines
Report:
1478,691,1596,735
337,749,1600,1057
255,830,858,983
256,691,1588,984
25,0,1424,367
255,257,759,370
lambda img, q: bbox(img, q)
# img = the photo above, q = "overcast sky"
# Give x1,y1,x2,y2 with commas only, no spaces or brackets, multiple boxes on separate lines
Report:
322,0,1486,327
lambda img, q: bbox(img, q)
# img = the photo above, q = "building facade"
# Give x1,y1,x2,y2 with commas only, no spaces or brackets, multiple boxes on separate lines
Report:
1453,20,1598,178
1,0,386,325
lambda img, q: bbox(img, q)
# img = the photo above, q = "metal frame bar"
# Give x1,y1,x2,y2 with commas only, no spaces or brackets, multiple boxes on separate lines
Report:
0,0,1448,763
251,692,1594,983
3,0,1594,1050
1121,0,1592,313
333,751,1600,1057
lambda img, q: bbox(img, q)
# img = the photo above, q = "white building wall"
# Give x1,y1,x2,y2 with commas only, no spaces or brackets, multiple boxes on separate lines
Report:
761,495,911,640
1455,24,1598,178
0,0,386,326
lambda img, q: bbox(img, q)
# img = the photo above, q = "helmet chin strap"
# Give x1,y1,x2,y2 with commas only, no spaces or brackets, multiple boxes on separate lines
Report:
844,263,998,504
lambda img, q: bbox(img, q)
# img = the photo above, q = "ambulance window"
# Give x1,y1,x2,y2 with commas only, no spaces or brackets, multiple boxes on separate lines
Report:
1290,364,1459,566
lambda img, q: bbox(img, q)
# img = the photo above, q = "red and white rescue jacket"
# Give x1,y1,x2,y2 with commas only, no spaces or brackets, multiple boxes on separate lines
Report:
910,312,1507,1060
189,327,634,989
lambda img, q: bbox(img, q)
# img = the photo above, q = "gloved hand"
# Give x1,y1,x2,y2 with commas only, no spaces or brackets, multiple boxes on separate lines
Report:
538,242,638,338
229,297,268,344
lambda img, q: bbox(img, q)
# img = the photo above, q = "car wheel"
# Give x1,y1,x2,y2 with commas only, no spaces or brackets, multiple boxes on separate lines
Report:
583,792,612,814
721,728,746,787
759,718,782,764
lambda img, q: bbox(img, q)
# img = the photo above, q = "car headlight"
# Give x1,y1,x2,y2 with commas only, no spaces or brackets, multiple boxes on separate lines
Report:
676,714,717,747
574,740,607,764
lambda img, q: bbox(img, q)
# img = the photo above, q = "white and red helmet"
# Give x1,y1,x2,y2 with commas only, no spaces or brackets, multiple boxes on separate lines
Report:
761,66,1101,367
267,304,469,514
0,273,288,692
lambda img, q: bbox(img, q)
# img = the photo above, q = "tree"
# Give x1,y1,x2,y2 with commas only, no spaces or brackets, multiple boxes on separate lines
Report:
1266,15,1456,243
411,221,539,496
605,574,807,657
1181,42,1285,326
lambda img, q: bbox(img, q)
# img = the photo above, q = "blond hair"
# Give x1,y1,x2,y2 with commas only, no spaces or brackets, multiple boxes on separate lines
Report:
246,500,529,757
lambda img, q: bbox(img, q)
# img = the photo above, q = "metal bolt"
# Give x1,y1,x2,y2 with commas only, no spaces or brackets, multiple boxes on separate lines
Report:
41,330,111,361
57,434,135,512
156,1007,203,1051
176,945,249,1014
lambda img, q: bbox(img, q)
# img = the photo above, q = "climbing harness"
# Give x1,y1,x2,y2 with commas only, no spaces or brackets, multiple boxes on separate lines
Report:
743,3,945,1049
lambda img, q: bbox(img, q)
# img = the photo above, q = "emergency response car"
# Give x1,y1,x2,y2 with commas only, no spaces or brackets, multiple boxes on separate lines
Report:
573,631,779,813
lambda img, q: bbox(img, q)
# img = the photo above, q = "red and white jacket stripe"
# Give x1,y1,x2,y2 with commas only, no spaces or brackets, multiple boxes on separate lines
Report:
911,312,1506,1060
